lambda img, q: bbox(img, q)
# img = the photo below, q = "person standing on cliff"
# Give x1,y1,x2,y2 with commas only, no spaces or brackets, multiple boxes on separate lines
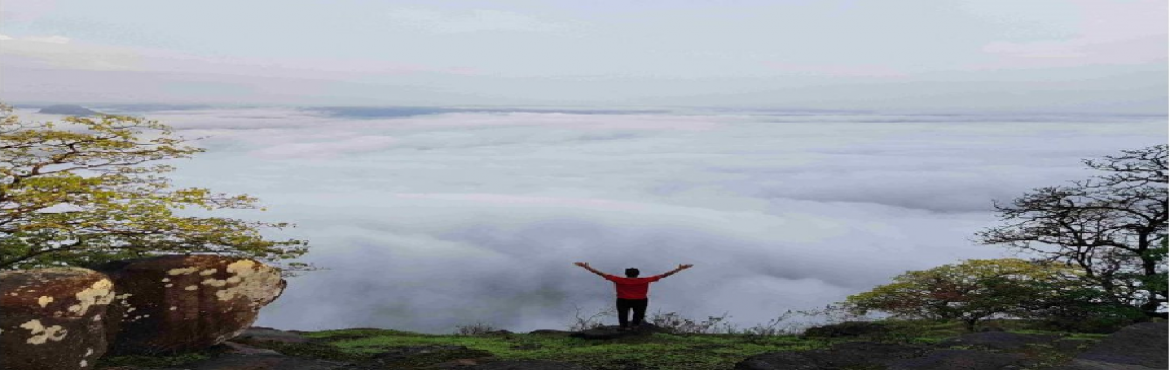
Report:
573,262,694,330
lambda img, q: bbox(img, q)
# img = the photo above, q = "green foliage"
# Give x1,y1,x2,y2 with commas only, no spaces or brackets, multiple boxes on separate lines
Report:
976,145,1168,318
844,259,1079,331
0,103,309,273
1131,238,1170,300
1022,285,1148,333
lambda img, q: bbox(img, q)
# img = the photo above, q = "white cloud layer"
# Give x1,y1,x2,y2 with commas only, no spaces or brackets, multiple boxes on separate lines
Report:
21,107,1161,333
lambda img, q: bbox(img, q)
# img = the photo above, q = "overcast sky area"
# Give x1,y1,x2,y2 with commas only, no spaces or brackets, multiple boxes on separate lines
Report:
2,0,1167,112
2,1,1168,333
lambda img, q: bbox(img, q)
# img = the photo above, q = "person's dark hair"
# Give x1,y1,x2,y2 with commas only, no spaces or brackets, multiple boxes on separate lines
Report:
625,268,640,278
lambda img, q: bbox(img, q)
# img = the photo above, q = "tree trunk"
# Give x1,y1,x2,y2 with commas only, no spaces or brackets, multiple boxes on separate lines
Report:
963,317,979,332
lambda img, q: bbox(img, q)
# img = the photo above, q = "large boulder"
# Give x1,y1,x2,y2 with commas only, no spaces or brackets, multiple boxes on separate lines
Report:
1054,322,1168,370
95,255,286,354
0,267,115,370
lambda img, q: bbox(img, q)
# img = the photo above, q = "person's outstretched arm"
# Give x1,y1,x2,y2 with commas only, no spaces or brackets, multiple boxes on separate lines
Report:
574,262,608,277
658,264,694,279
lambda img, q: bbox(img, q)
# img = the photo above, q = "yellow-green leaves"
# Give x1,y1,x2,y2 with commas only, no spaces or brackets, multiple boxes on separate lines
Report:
843,258,1079,330
0,103,309,274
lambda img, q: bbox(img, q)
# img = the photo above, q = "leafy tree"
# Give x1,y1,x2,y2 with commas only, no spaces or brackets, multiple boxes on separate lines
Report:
1018,275,1147,333
844,258,1078,331
0,103,309,272
975,145,1168,318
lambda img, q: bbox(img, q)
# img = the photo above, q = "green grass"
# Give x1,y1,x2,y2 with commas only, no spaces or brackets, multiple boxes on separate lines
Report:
1004,329,1109,340
312,330,819,370
96,320,1111,370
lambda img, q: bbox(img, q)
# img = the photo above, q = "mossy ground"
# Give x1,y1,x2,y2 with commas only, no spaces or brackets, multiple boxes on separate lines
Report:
312,329,817,370
94,319,1107,370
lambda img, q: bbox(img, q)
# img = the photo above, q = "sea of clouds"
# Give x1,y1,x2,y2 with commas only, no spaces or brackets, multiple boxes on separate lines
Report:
20,106,1165,333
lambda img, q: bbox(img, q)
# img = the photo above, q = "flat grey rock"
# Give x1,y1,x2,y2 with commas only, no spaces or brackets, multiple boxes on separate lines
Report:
888,349,1031,370
735,342,930,370
1075,322,1167,369
464,360,592,370
235,327,311,343
183,354,353,370
802,321,890,338
371,345,470,362
938,331,1059,351
569,324,665,339
1050,359,1157,370
527,329,572,336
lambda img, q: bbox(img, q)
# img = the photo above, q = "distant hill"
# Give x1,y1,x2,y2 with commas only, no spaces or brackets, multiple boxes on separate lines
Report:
38,104,101,116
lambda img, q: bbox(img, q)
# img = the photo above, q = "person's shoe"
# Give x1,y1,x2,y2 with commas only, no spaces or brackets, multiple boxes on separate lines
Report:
618,327,631,331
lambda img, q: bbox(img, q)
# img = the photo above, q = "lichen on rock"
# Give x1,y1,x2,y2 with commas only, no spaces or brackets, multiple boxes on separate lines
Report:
20,319,69,344
1,267,113,370
95,255,286,355
67,279,114,316
216,260,284,304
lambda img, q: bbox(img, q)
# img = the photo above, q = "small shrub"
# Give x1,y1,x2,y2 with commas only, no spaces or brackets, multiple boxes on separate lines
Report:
455,322,499,335
803,321,890,339
793,304,869,324
737,313,800,338
569,305,615,331
648,311,732,334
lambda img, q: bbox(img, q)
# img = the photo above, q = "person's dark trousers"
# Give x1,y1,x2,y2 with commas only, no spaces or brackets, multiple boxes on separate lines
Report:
616,298,649,328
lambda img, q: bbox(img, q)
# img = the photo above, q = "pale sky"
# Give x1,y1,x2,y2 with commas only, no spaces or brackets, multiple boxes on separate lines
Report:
2,1,1167,110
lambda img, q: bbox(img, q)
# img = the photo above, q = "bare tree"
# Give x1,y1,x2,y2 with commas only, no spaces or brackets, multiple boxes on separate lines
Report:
975,145,1167,318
